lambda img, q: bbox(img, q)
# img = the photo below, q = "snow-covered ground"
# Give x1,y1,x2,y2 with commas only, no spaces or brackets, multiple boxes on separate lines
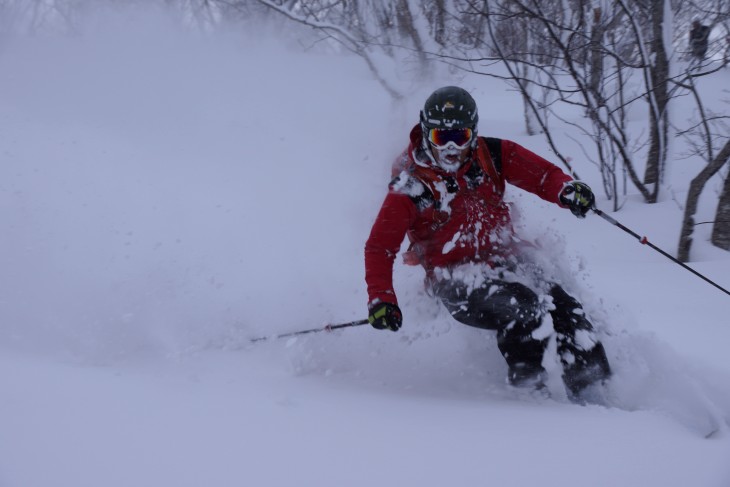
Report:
1,12,729,487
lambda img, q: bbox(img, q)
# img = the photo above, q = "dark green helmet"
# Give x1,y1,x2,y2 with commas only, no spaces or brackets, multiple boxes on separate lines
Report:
420,86,478,130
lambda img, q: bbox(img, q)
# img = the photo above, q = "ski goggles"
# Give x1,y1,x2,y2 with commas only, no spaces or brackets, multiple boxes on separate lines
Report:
428,128,473,149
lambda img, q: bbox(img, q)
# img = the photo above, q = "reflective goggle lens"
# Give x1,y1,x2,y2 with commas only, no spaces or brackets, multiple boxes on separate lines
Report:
428,128,473,149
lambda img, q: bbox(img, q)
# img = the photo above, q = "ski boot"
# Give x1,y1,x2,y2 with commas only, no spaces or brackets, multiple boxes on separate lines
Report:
508,362,547,391
562,342,612,403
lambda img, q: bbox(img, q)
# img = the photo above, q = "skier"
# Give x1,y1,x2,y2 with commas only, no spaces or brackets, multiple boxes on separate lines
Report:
364,86,611,398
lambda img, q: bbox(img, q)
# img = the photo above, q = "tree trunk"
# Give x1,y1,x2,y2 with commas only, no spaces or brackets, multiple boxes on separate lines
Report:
395,0,429,74
711,162,730,250
520,64,541,136
431,0,446,47
643,0,670,200
678,139,730,261
588,8,604,101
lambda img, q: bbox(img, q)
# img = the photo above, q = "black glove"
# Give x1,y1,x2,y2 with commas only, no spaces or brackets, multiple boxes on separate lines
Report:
560,181,595,218
368,301,402,332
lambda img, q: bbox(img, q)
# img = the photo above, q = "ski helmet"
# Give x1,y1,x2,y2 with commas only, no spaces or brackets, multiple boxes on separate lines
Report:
420,86,479,131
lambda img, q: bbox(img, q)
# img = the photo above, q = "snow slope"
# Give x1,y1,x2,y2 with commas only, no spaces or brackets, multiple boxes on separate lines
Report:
1,11,729,487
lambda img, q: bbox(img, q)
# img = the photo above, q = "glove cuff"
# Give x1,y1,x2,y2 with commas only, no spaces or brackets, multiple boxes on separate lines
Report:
368,296,398,310
558,181,572,207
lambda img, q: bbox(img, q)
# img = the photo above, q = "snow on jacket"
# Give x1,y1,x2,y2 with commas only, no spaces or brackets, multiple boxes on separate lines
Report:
364,124,572,306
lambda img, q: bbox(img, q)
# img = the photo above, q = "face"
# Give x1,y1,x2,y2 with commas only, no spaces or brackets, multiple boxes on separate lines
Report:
430,144,471,173
426,127,474,173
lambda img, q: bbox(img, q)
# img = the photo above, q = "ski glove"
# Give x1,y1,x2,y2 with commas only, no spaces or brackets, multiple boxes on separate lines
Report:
560,181,595,218
368,301,402,332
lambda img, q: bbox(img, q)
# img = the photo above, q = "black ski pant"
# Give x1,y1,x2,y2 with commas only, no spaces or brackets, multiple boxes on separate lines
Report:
432,277,610,392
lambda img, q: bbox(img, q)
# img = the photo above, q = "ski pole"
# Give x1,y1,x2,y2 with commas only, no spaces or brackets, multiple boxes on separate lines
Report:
250,318,369,343
592,207,730,297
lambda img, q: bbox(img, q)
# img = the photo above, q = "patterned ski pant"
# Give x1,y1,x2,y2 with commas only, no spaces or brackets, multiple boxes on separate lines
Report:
431,275,610,392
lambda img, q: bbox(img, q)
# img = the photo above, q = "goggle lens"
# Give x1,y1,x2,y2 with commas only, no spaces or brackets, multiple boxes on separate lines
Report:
428,128,473,149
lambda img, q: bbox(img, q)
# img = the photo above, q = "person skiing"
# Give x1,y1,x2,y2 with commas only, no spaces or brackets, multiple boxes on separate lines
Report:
364,86,611,398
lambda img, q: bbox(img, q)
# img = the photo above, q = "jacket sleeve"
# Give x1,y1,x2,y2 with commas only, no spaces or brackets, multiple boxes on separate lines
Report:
364,191,416,305
500,139,572,205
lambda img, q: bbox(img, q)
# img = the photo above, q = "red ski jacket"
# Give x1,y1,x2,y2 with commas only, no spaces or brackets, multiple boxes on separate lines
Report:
364,124,572,306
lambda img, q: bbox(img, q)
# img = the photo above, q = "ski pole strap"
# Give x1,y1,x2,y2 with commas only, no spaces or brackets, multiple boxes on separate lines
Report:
592,208,730,297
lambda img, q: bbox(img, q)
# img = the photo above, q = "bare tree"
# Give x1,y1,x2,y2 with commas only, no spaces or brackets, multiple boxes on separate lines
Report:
238,0,406,100
640,0,671,195
675,65,730,260
165,0,222,31
0,0,82,34
468,0,669,207
678,139,730,260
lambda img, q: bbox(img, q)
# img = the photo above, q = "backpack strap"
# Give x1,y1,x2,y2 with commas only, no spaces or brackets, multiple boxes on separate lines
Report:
409,165,443,204
390,168,437,211
484,137,503,174
475,137,505,195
